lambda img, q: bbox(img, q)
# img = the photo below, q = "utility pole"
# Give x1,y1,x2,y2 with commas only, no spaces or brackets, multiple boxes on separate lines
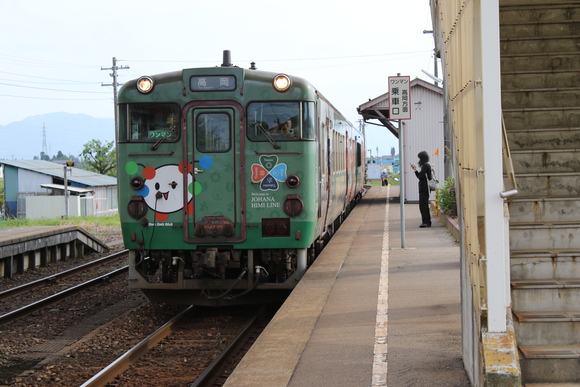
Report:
63,161,75,219
41,123,47,157
101,57,129,138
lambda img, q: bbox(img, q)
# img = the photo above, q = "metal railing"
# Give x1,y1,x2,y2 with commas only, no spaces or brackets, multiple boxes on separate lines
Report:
501,115,518,201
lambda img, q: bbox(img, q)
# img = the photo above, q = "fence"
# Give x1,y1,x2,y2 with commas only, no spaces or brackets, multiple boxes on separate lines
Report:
21,194,116,220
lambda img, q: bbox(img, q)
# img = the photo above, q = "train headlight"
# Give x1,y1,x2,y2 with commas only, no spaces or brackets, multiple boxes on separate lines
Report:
130,176,144,190
273,74,291,92
286,175,300,188
137,76,155,93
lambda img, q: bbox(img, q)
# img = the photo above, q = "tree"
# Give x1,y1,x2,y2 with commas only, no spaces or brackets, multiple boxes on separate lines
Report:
79,139,116,176
391,147,396,158
53,150,67,160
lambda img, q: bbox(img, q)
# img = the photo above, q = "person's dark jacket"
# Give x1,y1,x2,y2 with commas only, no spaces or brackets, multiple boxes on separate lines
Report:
414,162,432,193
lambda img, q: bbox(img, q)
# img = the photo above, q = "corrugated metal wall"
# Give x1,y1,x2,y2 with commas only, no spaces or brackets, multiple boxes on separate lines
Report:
18,168,52,192
403,84,444,203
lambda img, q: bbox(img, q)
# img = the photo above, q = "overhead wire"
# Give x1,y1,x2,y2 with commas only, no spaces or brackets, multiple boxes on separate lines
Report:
0,56,109,99
121,50,432,63
0,94,110,101
0,82,109,93
0,50,434,101
0,53,96,69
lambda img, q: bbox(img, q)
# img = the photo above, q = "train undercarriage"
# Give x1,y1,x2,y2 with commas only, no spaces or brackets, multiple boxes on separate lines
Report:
129,244,318,305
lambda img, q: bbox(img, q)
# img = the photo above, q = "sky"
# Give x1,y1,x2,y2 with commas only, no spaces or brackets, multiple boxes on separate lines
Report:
0,0,438,157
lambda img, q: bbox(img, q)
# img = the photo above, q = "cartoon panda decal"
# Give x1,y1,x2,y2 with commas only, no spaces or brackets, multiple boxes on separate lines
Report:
138,164,193,214
125,161,196,222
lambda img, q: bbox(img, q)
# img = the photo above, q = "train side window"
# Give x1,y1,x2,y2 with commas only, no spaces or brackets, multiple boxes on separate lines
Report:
302,102,315,140
196,112,231,152
127,103,180,142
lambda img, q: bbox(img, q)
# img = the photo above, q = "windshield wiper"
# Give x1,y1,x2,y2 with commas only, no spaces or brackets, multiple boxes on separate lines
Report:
256,123,280,149
151,137,165,150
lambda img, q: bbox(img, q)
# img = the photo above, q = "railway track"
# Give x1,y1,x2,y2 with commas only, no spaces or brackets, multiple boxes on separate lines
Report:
0,250,142,386
1,248,276,387
0,250,129,325
81,305,273,387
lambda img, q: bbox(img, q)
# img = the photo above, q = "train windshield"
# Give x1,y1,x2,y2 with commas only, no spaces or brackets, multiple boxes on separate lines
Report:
125,103,180,142
247,102,315,141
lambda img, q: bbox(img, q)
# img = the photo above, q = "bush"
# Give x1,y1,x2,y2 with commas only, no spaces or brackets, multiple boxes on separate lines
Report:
438,177,457,217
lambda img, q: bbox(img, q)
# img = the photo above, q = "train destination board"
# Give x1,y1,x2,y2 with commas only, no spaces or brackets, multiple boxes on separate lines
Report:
190,75,236,91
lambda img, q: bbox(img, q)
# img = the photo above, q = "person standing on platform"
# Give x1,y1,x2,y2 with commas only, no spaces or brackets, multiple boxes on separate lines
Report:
410,151,432,228
381,169,388,186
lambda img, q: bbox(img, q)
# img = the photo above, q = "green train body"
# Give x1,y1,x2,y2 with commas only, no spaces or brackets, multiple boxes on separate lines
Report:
117,52,365,305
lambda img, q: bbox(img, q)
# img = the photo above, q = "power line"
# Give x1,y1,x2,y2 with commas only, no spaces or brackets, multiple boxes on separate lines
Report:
121,50,432,63
0,82,109,93
0,53,95,69
0,93,110,101
0,70,100,84
0,77,99,85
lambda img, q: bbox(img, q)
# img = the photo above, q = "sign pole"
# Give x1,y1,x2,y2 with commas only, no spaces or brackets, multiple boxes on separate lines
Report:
399,120,406,248
388,75,411,248
64,165,69,219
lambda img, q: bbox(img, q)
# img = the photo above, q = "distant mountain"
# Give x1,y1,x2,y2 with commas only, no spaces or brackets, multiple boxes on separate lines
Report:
0,113,115,160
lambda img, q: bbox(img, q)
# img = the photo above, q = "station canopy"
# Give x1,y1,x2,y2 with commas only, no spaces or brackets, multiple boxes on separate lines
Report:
40,183,94,194
357,92,399,138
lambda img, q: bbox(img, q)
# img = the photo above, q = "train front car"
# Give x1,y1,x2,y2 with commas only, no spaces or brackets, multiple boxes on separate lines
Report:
117,53,364,305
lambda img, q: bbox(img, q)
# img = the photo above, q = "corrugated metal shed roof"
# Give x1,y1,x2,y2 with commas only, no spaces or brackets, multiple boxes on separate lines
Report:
357,78,443,139
0,160,117,187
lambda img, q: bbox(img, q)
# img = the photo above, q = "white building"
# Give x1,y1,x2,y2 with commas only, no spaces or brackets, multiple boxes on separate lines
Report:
358,78,444,202
1,160,117,219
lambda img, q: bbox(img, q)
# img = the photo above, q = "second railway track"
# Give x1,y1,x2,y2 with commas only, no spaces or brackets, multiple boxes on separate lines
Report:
0,250,130,325
0,250,128,302
0,249,148,385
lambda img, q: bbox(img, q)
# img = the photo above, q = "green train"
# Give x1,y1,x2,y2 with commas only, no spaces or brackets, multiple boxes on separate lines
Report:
117,51,365,305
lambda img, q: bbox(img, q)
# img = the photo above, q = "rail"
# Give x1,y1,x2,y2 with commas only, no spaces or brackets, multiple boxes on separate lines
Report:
191,305,267,387
81,306,267,387
80,305,196,387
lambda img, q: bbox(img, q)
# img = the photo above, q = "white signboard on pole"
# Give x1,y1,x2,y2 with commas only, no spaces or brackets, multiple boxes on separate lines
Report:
388,76,411,120
388,75,411,248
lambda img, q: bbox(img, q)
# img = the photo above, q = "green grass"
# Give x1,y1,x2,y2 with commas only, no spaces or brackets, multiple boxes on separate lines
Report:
0,214,120,230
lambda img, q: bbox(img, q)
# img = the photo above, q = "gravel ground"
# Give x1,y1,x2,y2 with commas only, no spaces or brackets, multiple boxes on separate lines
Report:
0,225,144,385
10,302,189,386
0,225,259,387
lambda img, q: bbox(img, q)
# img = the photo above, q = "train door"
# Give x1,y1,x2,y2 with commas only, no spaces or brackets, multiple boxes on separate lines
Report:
183,104,246,242
318,115,331,234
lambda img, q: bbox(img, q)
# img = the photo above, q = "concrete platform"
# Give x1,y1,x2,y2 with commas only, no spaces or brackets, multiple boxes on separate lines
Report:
223,186,470,387
0,226,109,278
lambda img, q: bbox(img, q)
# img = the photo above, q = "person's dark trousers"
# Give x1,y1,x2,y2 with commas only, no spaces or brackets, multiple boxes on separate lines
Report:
419,190,431,226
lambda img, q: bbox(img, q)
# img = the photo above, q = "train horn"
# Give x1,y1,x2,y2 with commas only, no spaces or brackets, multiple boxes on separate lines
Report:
221,50,232,67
